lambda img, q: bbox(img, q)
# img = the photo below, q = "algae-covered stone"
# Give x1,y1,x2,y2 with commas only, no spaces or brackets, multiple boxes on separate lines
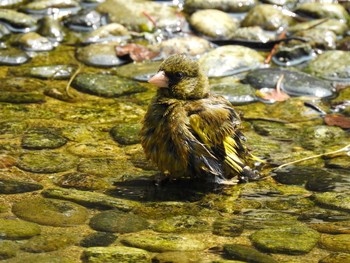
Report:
319,252,350,263
82,246,151,263
42,187,140,211
0,218,41,239
312,192,350,212
21,128,67,149
8,65,76,80
212,218,243,237
110,123,141,145
16,151,78,173
0,179,43,194
54,172,109,190
121,232,207,252
12,197,88,227
72,73,146,97
184,0,256,13
250,225,320,254
154,215,209,233
190,9,239,39
295,3,350,20
2,253,75,263
0,92,45,103
21,233,79,252
89,210,149,233
320,234,350,253
224,244,278,263
80,232,117,247
0,240,19,260
0,48,30,65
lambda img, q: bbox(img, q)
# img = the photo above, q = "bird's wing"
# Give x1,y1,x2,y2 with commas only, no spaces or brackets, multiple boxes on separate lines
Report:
188,97,253,179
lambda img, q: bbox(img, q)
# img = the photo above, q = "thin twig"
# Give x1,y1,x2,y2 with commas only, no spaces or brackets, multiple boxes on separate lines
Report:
66,63,82,98
274,143,350,170
265,31,286,64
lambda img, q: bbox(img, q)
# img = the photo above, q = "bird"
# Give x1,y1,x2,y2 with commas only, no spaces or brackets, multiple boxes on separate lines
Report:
140,54,263,184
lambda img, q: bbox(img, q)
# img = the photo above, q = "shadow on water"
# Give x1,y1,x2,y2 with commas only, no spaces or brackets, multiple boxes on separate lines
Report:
108,176,229,202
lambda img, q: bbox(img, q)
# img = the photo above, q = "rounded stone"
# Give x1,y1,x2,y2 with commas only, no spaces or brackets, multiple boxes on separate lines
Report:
154,215,209,233
80,232,117,247
21,128,67,149
312,192,350,212
0,92,45,103
0,179,43,194
54,172,109,190
224,244,278,263
110,123,141,145
12,197,88,227
0,241,19,260
319,252,350,263
212,218,243,237
21,233,79,252
121,233,207,252
82,246,151,263
89,210,149,233
320,234,350,253
0,218,41,239
1,253,74,263
250,225,320,254
16,151,78,173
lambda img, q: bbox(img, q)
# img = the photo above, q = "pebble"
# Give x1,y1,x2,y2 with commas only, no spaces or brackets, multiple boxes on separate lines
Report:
0,48,30,65
80,232,117,247
154,215,209,233
110,123,142,145
21,128,67,149
121,232,207,252
16,151,78,173
294,3,349,20
250,225,320,254
319,234,350,253
12,197,88,227
0,9,37,32
0,218,41,239
82,23,130,44
89,210,149,233
54,172,109,190
224,244,278,263
17,32,54,51
42,187,140,211
82,246,151,263
8,64,77,80
0,178,43,194
72,73,147,97
312,192,350,212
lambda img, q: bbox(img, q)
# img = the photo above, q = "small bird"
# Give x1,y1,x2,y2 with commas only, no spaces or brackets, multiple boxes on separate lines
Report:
141,54,263,184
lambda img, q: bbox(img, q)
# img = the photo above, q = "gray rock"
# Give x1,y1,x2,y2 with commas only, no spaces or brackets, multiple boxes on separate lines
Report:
89,210,149,233
224,244,278,263
0,179,43,194
82,246,151,263
16,151,78,173
12,197,88,227
250,225,320,254
72,73,146,97
121,233,206,252
0,218,41,239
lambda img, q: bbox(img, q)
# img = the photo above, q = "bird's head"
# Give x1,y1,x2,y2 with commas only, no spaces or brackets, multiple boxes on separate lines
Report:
148,54,209,100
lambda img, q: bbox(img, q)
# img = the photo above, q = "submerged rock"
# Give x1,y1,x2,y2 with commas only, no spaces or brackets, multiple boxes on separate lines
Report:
224,244,278,263
0,241,18,260
0,218,41,239
250,225,320,254
21,128,67,149
82,246,151,263
82,23,130,44
12,197,88,227
0,179,43,194
80,232,117,247
17,32,54,51
199,45,264,77
0,9,37,32
312,192,350,212
54,172,109,190
8,64,77,80
21,233,79,252
294,3,350,20
212,218,243,237
110,123,141,145
319,234,350,253
72,73,146,97
154,215,209,233
0,48,30,65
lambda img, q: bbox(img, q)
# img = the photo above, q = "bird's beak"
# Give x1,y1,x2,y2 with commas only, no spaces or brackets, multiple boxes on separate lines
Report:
148,71,169,88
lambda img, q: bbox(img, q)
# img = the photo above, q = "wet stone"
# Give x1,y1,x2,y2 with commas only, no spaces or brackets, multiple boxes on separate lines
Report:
250,225,320,255
272,43,314,67
312,192,350,212
0,9,37,32
251,120,298,141
12,197,88,227
0,77,45,92
21,128,67,149
54,172,109,190
199,45,264,77
293,28,337,50
184,0,256,13
82,23,130,44
121,232,207,252
2,253,74,263
21,232,79,252
326,156,350,170
309,221,350,235
295,3,349,20
231,26,274,43
154,215,209,233
22,0,80,14
76,43,127,67
306,51,350,82
241,4,294,31
8,65,77,80
0,178,43,194
210,82,257,105
110,123,141,145
0,241,19,260
273,166,329,185
0,92,45,103
89,210,149,233
0,218,41,240
319,252,350,263
212,218,243,237
72,73,146,97
320,234,350,253
16,151,78,173
39,15,65,42
17,32,54,51
152,251,203,263
244,68,335,98
67,142,123,158
64,9,105,31
0,48,30,65
80,232,117,247
82,246,151,263
77,158,133,178
288,19,348,36
223,244,278,263
189,9,239,39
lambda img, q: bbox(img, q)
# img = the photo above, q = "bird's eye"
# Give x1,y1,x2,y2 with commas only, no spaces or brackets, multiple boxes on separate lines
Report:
174,72,184,79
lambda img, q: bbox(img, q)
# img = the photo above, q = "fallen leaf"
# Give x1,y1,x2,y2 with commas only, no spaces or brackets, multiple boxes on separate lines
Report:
324,114,350,129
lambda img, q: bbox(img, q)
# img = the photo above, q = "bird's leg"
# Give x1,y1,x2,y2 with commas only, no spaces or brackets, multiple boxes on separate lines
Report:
238,166,261,183
152,171,171,186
